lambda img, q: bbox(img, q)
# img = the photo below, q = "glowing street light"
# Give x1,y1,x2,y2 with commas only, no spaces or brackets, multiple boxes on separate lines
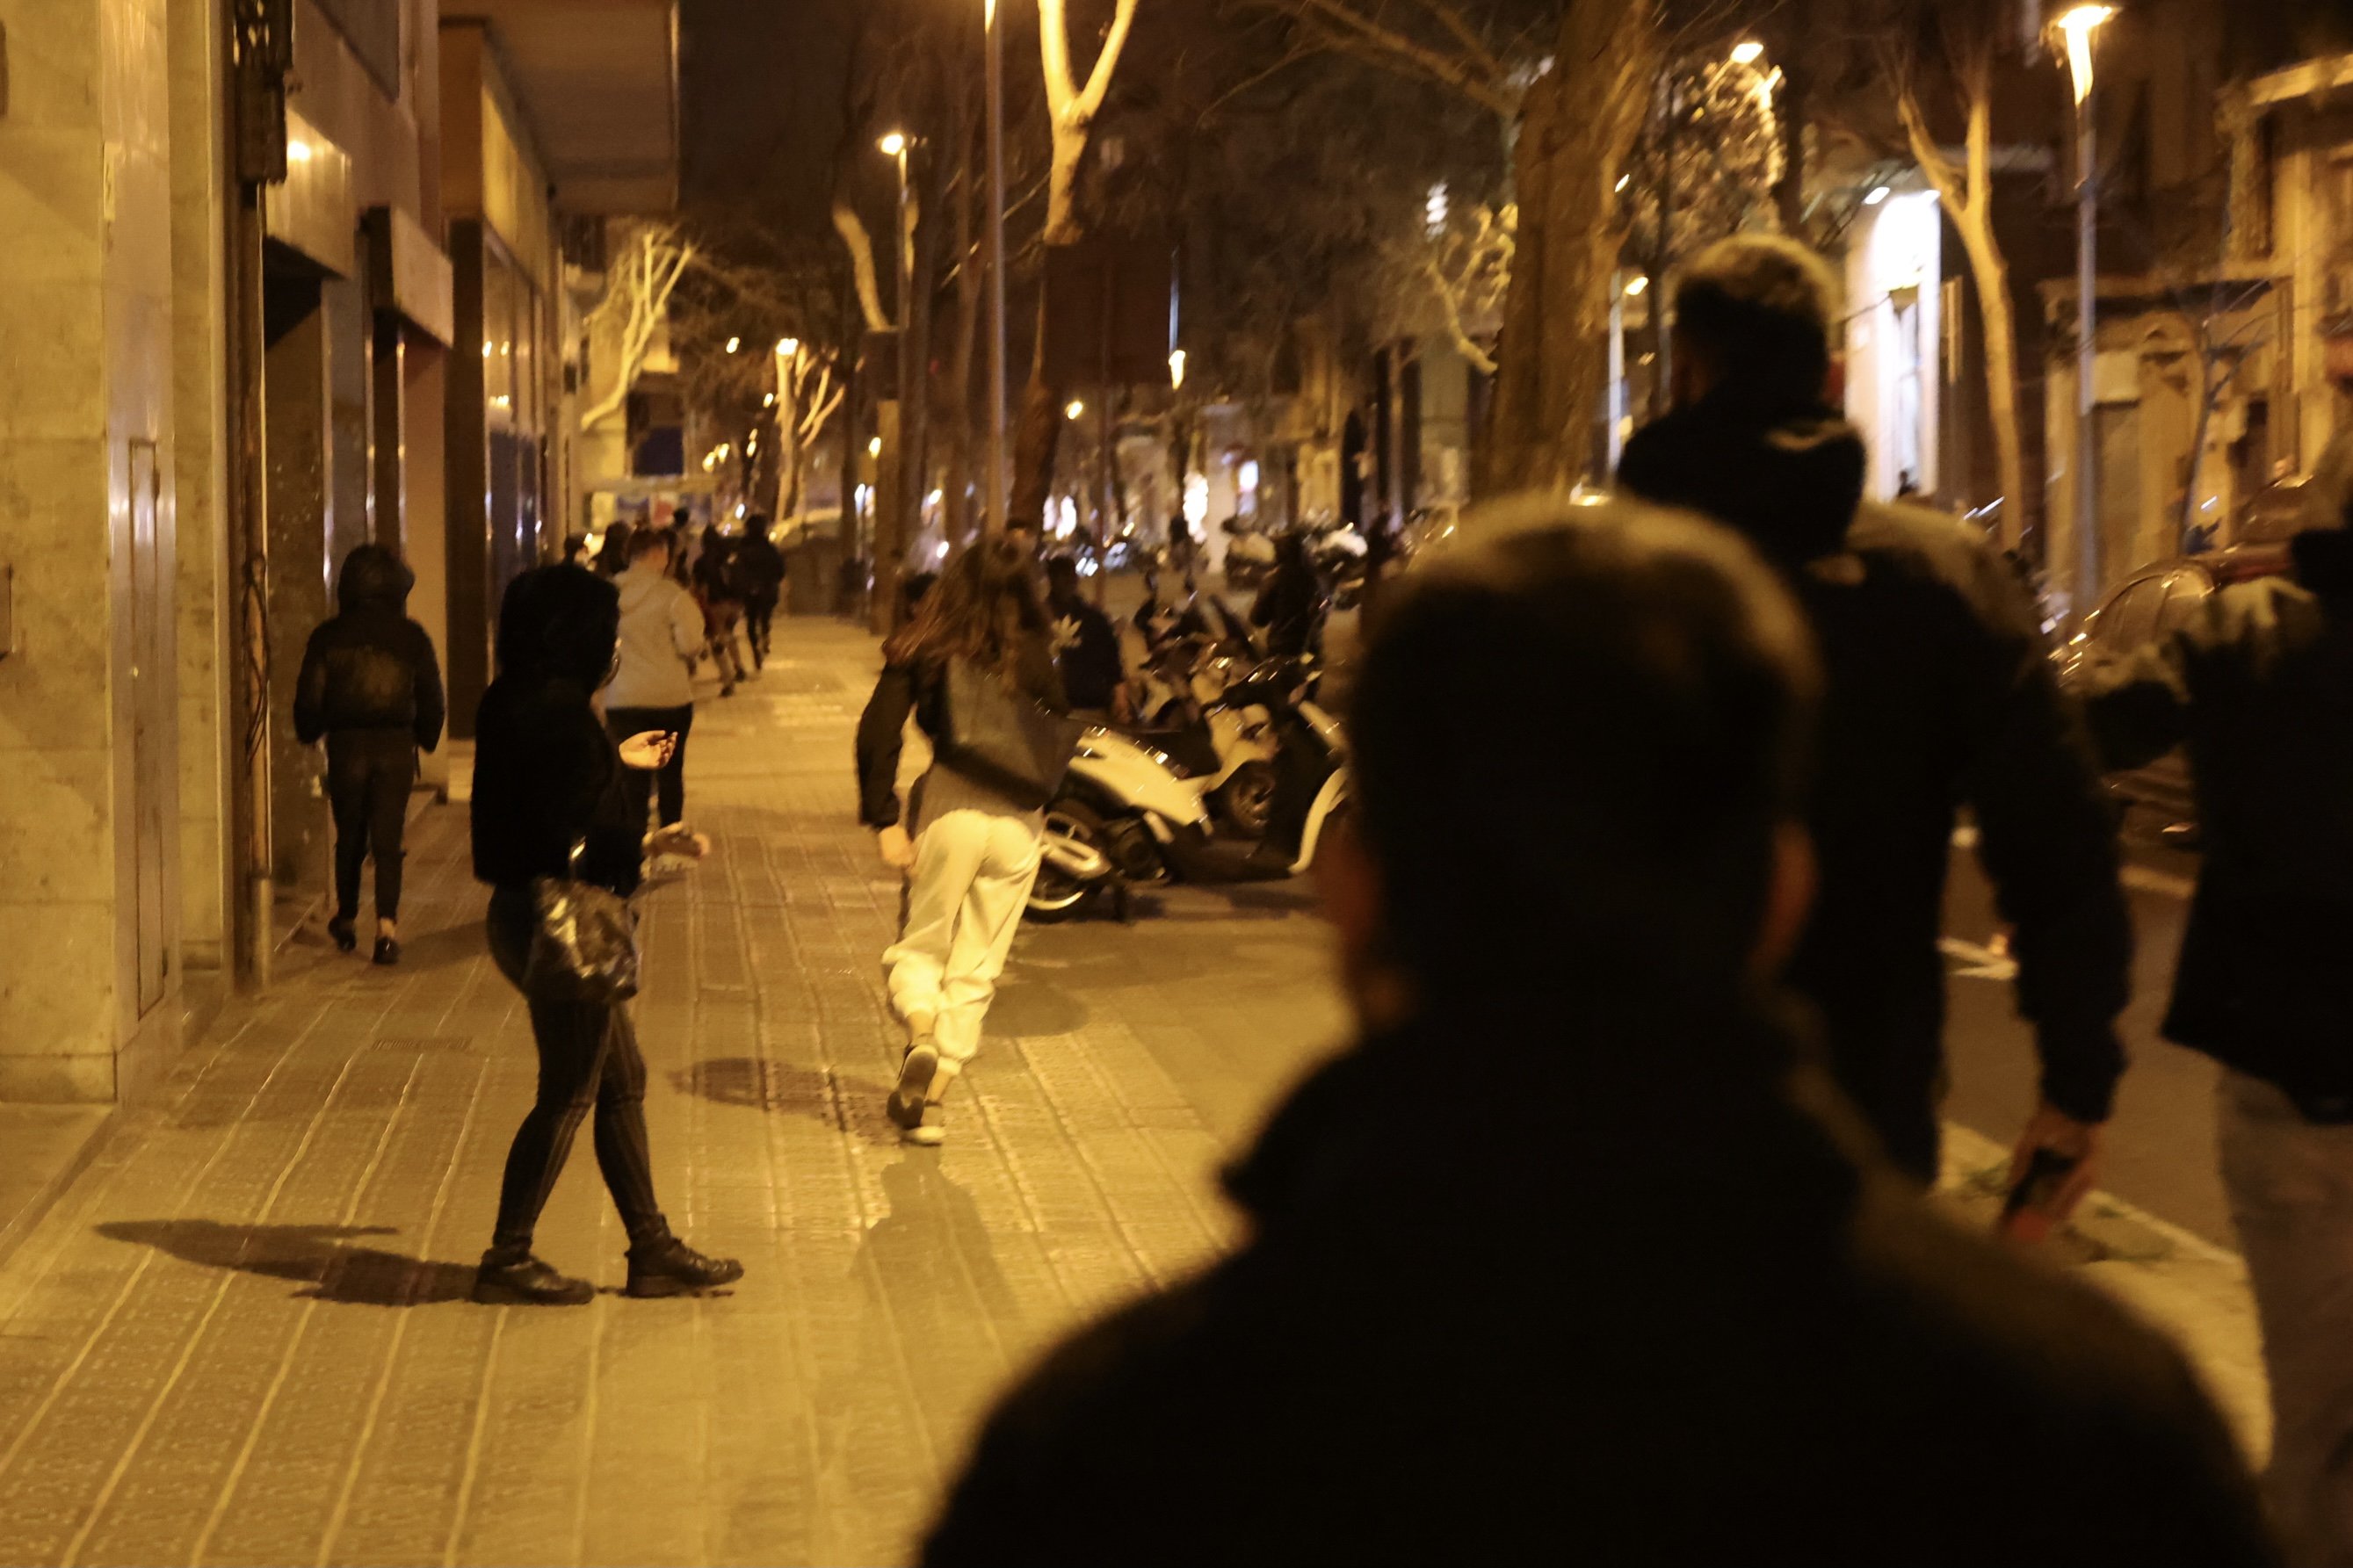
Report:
2054,2,2117,621
1169,348,1187,390
1624,275,1649,297
868,436,883,459
763,392,776,408
879,130,908,158
1863,185,1892,206
725,336,741,354
1730,39,1764,65
777,336,799,358
1065,399,1085,421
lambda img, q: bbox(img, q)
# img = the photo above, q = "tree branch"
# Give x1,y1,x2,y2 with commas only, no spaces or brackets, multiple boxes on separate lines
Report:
832,203,891,334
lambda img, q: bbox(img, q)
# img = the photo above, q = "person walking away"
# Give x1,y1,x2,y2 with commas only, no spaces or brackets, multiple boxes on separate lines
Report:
1250,532,1323,658
595,521,634,578
1616,234,2132,1204
1044,555,1127,723
692,525,747,694
735,516,787,669
605,529,704,839
923,499,2270,1567
293,543,445,965
467,564,742,1305
856,538,1068,1147
2072,510,2353,1564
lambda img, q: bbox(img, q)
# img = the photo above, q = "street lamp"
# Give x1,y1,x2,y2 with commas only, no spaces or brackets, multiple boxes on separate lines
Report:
1624,275,1649,297
777,336,798,358
1066,399,1086,421
725,336,741,354
1729,39,1764,65
2057,3,2115,621
1169,349,1186,390
879,130,907,158
984,0,1010,534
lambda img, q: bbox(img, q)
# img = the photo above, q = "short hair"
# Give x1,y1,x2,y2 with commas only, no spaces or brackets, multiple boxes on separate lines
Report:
1044,555,1080,589
1351,496,1819,1001
1672,235,1841,407
629,527,671,560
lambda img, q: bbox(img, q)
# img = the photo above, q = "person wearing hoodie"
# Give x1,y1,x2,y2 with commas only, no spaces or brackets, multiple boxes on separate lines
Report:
293,544,445,965
468,564,742,1306
1617,235,2132,1206
924,502,2270,1568
605,527,706,835
2070,512,2353,1564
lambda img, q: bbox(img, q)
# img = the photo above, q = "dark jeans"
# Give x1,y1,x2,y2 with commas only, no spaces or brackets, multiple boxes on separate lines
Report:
744,593,778,665
485,887,667,1250
327,728,416,921
605,704,694,829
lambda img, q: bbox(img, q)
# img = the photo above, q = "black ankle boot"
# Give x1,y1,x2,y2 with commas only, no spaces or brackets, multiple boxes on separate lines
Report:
472,1247,594,1306
373,936,402,966
328,915,358,953
625,1236,745,1298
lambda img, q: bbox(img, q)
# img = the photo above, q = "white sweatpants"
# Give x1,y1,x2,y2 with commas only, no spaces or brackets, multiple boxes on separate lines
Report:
882,768,1044,1067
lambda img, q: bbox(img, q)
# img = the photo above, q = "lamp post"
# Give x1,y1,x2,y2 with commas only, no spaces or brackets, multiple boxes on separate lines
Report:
984,0,1009,536
2057,4,2115,621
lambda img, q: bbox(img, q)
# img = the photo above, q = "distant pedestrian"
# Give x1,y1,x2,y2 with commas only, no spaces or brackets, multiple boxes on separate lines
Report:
596,521,634,578
1044,556,1126,722
293,543,445,966
605,528,705,837
692,526,747,694
923,497,2271,1568
2074,509,2353,1564
469,564,741,1306
1617,233,2132,1197
856,538,1070,1147
561,532,590,567
1249,532,1322,657
735,516,787,668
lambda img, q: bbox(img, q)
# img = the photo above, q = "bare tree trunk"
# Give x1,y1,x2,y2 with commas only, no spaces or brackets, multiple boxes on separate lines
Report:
945,91,983,548
1010,293,1066,526
1486,0,1657,495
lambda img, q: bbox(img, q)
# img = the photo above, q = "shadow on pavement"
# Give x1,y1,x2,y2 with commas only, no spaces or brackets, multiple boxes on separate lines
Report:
676,1058,894,1141
387,919,487,974
97,1220,477,1306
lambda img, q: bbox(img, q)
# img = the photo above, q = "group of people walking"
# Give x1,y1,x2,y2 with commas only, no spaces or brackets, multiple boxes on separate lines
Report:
282,228,2353,1560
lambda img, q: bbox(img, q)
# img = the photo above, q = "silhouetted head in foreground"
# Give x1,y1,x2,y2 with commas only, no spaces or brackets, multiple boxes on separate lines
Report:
1330,495,1820,1022
494,564,622,690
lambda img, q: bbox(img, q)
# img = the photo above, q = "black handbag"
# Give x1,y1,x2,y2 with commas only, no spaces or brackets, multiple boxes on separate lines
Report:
934,654,1083,810
524,842,641,1005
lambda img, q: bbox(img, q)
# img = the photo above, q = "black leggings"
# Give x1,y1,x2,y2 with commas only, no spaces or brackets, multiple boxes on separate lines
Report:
327,729,416,921
605,705,693,830
486,888,667,1250
744,594,778,663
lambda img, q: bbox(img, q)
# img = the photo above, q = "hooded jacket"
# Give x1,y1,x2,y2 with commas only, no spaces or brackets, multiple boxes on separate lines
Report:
2075,530,2353,1116
1618,396,2131,1176
472,566,641,896
925,998,2268,1567
292,545,445,748
605,560,705,710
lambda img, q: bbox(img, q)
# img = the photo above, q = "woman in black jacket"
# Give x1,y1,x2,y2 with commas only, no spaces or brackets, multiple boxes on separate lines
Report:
855,538,1068,1145
293,544,445,965
469,565,742,1306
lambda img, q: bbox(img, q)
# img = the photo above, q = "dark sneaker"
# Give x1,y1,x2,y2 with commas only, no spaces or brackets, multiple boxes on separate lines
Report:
472,1250,594,1306
888,1042,941,1144
625,1237,745,1298
327,915,358,953
373,936,402,966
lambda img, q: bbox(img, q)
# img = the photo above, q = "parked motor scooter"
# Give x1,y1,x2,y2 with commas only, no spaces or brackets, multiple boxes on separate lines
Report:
1026,660,1347,922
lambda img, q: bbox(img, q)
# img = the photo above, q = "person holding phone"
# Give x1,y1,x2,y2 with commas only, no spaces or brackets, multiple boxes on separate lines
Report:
605,527,706,838
469,563,739,1306
855,538,1068,1146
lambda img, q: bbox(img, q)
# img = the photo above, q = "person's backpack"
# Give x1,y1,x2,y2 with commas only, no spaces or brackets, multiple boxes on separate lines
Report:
935,657,1082,810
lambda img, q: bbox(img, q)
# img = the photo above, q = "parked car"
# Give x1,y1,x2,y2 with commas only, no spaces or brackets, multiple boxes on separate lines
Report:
2057,545,2291,827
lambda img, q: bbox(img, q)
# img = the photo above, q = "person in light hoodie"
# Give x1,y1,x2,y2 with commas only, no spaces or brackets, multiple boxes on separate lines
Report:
604,528,707,838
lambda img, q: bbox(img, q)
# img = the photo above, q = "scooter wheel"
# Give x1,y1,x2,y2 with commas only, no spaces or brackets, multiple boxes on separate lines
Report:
1027,800,1113,923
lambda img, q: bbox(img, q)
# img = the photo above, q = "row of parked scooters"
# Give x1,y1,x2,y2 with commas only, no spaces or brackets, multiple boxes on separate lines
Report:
1026,593,1351,922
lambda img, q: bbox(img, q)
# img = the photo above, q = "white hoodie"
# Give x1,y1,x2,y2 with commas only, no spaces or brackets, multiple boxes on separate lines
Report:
605,562,705,710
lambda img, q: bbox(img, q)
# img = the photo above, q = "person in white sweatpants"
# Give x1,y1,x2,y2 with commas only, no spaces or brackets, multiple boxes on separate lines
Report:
855,538,1068,1145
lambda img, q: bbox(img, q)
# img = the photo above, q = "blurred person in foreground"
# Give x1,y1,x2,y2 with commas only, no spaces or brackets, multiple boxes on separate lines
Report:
469,565,740,1304
1618,234,2131,1205
922,499,2269,1567
2072,507,2353,1564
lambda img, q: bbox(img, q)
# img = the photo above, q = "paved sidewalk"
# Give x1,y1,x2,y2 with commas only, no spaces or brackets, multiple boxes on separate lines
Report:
0,614,2277,1565
0,618,1346,1567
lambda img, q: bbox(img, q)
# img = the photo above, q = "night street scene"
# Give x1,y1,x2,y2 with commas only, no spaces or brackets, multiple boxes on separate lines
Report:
19,0,2353,1560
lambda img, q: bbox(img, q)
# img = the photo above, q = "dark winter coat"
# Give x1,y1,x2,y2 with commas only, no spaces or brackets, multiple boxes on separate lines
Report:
1046,594,1123,712
470,567,641,897
1250,561,1322,658
292,545,445,749
925,998,2270,1567
2074,529,2353,1117
1618,396,2131,1177
854,639,1067,828
735,533,787,602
